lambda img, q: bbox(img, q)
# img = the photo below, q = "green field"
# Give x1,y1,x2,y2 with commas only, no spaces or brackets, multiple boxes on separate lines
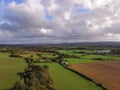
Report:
39,63,103,90
0,49,119,90
64,58,99,64
41,53,57,58
0,52,26,89
58,50,89,54
58,50,120,63
81,54,120,60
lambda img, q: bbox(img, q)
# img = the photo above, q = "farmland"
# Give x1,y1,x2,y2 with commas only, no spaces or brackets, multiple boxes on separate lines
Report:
58,50,120,60
58,49,120,65
64,58,101,64
39,63,103,90
68,61,120,90
0,52,26,89
0,43,120,90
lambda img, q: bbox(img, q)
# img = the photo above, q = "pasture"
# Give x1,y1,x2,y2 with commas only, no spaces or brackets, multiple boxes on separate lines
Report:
80,54,120,60
64,58,99,64
0,52,26,89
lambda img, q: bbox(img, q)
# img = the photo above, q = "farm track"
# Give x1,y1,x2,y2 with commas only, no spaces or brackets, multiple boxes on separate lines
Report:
68,61,120,90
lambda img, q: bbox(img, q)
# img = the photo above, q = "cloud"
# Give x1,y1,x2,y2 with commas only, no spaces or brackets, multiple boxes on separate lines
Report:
0,0,120,44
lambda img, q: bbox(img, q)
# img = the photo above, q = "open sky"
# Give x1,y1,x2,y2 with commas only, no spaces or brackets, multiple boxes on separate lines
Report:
0,0,120,44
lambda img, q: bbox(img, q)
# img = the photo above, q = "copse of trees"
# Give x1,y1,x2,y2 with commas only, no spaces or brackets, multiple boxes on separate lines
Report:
12,55,55,90
13,65,55,90
9,51,21,57
56,52,80,58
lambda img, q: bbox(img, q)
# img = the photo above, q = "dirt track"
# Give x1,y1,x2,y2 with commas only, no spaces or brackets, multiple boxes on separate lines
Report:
68,61,120,90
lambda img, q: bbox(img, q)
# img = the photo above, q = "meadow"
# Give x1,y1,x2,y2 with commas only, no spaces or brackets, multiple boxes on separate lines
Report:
0,52,26,89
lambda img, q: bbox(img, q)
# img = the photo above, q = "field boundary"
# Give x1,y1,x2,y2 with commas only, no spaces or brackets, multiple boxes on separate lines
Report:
66,66,107,90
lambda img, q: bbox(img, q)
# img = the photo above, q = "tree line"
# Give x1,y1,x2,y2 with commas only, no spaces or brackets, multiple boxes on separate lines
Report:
12,56,55,90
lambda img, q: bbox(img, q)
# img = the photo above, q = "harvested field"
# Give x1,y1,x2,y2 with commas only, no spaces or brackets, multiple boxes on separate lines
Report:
68,61,120,90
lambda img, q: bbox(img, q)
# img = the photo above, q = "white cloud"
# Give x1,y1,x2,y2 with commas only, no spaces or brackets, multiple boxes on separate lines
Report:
39,28,52,34
107,33,114,37
0,0,120,43
64,12,71,20
77,0,112,9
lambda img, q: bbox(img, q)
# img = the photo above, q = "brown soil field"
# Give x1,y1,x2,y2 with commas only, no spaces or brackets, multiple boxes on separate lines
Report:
68,61,120,90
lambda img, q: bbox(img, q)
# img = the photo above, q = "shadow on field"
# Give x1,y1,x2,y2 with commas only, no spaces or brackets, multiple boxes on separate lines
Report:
17,72,24,78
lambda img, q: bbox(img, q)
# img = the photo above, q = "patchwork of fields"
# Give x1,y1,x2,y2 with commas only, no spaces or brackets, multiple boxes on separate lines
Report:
58,50,120,59
58,50,120,64
68,61,120,90
0,53,26,89
39,63,104,90
0,49,120,90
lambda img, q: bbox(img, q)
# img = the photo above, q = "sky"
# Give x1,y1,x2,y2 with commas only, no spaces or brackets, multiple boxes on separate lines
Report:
0,0,120,44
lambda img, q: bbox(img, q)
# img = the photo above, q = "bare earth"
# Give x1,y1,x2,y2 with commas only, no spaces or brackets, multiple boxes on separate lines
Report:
68,61,120,90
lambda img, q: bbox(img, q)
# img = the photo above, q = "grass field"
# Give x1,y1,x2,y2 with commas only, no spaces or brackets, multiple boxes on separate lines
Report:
41,53,57,58
0,52,26,89
39,63,103,90
81,54,120,60
58,50,120,64
64,58,100,64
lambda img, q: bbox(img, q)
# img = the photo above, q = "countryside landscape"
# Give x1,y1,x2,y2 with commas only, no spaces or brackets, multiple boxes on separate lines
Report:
0,0,120,90
0,42,120,90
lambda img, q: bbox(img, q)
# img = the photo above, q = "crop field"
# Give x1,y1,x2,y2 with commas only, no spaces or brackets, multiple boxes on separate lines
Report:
68,61,120,90
0,52,26,89
39,63,104,90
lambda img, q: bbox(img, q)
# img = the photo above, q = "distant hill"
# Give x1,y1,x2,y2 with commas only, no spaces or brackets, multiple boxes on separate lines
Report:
0,42,120,47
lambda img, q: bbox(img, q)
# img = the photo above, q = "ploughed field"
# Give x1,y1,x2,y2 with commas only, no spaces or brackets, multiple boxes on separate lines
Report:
68,61,120,90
